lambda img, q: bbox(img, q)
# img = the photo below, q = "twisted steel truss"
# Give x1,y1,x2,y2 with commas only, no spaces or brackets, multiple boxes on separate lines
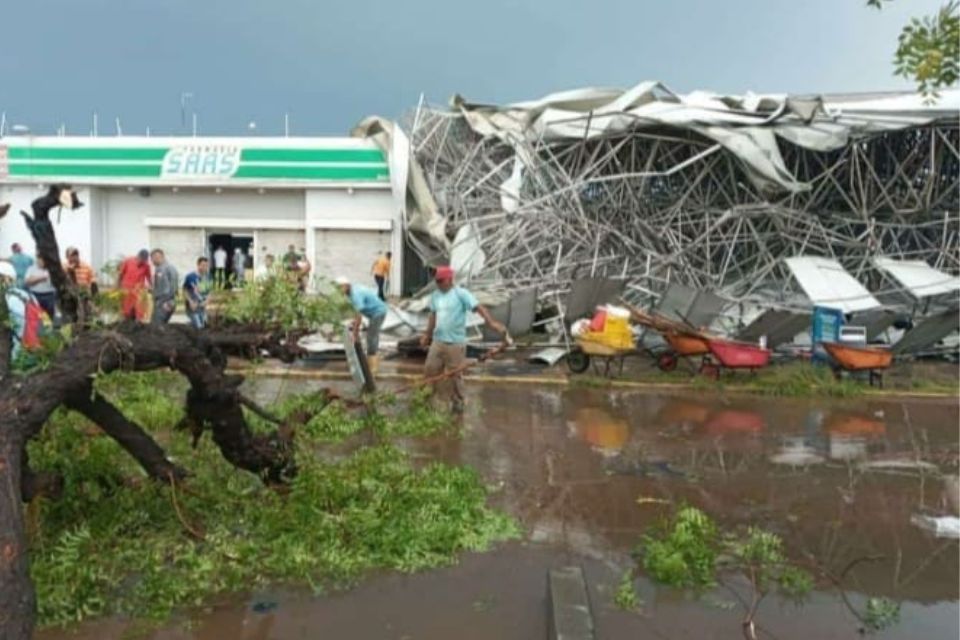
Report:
404,105,959,308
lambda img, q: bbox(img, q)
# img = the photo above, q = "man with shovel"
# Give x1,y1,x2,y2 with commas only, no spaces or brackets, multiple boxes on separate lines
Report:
420,266,506,414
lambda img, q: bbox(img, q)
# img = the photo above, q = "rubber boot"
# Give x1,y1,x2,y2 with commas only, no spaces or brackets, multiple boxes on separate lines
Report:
367,355,380,376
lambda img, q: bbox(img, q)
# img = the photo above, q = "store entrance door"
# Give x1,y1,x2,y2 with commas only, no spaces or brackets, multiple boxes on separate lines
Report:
208,232,253,288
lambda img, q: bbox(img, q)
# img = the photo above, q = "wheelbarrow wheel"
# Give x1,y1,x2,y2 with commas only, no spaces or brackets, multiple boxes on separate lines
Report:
657,352,678,372
566,349,591,374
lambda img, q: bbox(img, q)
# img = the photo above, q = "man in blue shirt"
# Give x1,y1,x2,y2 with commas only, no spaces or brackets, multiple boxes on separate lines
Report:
419,266,505,413
336,276,388,375
183,257,211,329
3,243,34,289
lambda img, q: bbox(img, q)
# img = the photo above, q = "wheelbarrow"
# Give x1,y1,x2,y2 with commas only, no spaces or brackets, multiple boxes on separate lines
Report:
822,341,893,388
701,338,772,379
566,338,637,377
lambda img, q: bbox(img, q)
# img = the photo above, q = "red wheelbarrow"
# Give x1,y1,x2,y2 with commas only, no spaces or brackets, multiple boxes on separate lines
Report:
701,338,772,378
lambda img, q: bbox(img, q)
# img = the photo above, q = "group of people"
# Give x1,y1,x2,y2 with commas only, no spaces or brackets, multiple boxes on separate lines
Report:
116,249,211,329
0,243,99,357
0,243,99,319
2,241,495,412
212,245,249,287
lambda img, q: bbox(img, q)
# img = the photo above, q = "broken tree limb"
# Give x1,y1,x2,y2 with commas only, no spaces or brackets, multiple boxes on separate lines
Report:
66,388,188,482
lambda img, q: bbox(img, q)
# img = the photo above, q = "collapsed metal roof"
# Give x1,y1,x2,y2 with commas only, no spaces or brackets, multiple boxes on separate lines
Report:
357,82,960,313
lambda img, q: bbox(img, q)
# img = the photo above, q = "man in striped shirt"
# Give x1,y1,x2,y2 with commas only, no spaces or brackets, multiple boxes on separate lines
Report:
64,247,98,295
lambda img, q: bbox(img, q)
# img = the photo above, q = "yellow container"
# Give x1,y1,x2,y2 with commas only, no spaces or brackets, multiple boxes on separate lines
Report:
579,315,635,350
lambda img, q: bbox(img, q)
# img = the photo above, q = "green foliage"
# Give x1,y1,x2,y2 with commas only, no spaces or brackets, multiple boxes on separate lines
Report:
28,373,518,628
642,507,718,589
641,508,812,602
864,597,901,632
220,272,350,330
778,565,815,599
869,0,959,97
614,571,642,611
249,387,457,442
723,528,812,600
370,388,457,438
749,363,863,398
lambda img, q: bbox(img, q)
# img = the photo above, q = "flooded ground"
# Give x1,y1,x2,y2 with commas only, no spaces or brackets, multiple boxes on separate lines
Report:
39,380,959,639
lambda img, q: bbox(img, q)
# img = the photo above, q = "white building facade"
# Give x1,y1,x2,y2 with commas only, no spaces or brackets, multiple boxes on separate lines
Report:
0,136,402,293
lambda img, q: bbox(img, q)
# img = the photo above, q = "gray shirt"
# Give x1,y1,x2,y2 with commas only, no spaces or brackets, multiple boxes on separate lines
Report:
25,265,55,294
152,262,179,302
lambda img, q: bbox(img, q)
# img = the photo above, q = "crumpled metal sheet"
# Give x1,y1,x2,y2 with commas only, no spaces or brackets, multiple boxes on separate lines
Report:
356,83,959,279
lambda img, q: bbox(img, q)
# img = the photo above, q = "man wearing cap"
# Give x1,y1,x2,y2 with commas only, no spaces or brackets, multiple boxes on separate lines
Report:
336,276,388,375
420,266,505,413
117,249,152,321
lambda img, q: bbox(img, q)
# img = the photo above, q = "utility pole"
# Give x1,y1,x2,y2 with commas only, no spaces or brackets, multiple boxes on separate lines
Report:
180,92,193,133
284,112,290,137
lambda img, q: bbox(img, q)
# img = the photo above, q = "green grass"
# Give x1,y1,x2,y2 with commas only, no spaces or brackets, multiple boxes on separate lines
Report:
746,363,865,398
27,373,518,628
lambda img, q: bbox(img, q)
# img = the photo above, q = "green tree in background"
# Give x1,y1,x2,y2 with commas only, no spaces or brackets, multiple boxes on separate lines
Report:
869,0,959,96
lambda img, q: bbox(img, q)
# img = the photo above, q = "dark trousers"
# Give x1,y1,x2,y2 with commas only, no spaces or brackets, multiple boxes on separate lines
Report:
33,291,57,320
374,275,386,301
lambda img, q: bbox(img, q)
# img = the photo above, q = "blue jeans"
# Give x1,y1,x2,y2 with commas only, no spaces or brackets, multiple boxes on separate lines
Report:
187,306,207,329
365,312,386,355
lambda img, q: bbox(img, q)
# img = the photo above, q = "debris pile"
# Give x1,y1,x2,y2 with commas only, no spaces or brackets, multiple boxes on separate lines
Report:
391,82,959,312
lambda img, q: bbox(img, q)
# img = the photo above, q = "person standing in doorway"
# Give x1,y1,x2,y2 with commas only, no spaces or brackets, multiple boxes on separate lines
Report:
419,266,505,413
183,257,210,329
335,276,388,376
2,243,34,289
371,251,392,301
118,249,152,321
24,255,57,320
213,245,227,287
150,249,179,325
233,247,246,286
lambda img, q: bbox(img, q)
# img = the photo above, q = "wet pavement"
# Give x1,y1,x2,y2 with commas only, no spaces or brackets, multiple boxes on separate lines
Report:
38,381,959,639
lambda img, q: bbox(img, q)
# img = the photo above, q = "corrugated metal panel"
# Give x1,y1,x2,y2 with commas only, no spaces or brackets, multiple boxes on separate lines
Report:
874,257,960,299
785,257,880,314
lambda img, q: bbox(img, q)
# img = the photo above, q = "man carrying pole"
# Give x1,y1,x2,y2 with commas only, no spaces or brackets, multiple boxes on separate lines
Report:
336,276,388,376
419,266,505,414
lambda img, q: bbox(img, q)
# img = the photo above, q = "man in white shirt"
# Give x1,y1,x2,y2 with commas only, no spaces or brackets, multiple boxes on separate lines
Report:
213,245,227,287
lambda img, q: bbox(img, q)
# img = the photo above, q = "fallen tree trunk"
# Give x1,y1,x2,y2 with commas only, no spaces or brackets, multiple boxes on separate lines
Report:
0,188,300,639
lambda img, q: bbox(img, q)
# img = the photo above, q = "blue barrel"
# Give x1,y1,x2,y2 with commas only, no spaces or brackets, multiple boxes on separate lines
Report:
811,306,843,363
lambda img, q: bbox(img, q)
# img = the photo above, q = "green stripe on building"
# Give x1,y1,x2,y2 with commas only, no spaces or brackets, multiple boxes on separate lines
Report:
233,165,388,180
3,144,390,182
7,147,168,161
240,148,385,163
8,163,161,177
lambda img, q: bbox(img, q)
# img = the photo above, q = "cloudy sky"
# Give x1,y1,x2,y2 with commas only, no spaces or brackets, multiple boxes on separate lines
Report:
1,0,944,136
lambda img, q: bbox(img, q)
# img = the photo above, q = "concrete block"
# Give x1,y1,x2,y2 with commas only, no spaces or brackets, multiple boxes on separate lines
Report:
548,566,595,640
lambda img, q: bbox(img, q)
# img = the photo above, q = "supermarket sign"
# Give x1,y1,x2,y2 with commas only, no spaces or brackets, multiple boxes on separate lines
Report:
0,139,389,185
161,145,240,179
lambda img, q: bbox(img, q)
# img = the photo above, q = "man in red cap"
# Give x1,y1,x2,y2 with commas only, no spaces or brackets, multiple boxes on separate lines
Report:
420,265,505,413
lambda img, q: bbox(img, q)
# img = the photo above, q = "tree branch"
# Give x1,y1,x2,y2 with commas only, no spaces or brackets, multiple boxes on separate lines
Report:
66,388,188,482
